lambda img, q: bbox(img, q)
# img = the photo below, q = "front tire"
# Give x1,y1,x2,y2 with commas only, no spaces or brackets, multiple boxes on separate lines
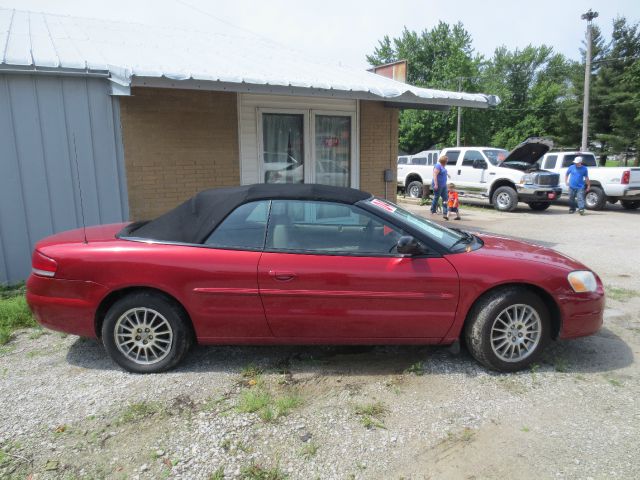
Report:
527,202,550,211
464,288,550,372
406,180,424,199
585,186,606,210
621,200,640,210
492,186,518,212
102,292,192,373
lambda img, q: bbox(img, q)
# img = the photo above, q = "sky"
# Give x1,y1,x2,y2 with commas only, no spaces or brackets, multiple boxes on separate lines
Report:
5,0,640,70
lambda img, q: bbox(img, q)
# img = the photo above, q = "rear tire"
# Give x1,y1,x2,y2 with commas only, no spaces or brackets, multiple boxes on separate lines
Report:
585,186,606,210
102,292,192,373
621,200,640,210
464,287,550,372
527,202,550,211
407,181,424,199
492,186,518,212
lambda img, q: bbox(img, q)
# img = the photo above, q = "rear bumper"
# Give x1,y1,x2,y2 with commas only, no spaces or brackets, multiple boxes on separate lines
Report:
558,290,605,339
516,186,562,202
622,187,640,198
26,275,108,338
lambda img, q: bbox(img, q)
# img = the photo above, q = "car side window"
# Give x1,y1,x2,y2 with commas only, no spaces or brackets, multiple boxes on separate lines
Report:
461,150,483,166
445,151,460,165
266,200,406,255
543,155,558,169
205,200,270,250
412,157,427,165
397,156,408,165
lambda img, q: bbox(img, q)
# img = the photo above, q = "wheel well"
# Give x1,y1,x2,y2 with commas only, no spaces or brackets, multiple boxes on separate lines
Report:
488,180,516,204
94,287,196,340
589,181,602,188
462,283,561,340
405,174,423,187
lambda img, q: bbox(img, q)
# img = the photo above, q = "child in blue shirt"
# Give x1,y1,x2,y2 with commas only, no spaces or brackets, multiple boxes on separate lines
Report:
565,156,591,215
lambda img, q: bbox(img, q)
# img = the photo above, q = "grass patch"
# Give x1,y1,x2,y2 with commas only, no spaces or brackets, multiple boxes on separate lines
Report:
354,401,388,429
606,286,638,302
0,288,36,345
119,401,163,424
521,426,530,432
240,463,287,480
237,389,303,422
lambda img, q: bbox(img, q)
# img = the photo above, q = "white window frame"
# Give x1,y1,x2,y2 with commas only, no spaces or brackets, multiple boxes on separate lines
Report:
256,108,310,184
256,108,358,188
310,110,357,188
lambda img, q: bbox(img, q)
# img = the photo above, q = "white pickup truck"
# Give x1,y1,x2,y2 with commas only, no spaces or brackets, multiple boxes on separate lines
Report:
397,150,440,198
539,152,640,210
439,138,562,211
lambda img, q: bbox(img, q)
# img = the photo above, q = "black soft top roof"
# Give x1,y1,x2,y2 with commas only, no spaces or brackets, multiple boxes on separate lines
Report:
122,183,372,244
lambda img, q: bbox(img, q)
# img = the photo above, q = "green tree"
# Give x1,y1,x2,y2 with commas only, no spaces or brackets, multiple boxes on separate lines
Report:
367,22,481,153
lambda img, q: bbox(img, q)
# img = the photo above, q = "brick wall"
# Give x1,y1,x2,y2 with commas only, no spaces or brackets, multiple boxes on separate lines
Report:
359,101,398,202
119,88,239,220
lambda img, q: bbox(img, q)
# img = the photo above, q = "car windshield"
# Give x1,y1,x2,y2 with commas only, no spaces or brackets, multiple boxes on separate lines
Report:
483,149,509,165
365,198,467,250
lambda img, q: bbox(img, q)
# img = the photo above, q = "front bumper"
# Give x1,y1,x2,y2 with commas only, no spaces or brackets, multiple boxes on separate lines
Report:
516,186,562,202
26,275,108,338
558,289,605,339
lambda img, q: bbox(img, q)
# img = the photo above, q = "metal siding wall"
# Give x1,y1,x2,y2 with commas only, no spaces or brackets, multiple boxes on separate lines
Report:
0,74,128,283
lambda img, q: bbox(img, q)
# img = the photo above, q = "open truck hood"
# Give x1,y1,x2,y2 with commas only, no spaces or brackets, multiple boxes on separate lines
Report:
502,137,554,165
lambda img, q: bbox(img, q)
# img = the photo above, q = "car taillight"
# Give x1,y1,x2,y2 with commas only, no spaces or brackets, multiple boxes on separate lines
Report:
621,170,630,184
32,250,57,277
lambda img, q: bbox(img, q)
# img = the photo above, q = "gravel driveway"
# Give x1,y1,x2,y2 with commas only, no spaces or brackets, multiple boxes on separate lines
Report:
1,201,638,479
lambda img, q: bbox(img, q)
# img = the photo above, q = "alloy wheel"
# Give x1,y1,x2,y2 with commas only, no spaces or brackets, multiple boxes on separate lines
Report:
114,307,174,365
490,304,541,362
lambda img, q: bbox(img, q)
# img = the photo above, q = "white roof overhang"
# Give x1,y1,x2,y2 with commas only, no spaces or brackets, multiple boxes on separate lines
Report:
0,7,500,109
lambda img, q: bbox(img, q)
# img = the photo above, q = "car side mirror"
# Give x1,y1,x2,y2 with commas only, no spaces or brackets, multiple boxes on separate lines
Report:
397,236,427,256
473,159,487,169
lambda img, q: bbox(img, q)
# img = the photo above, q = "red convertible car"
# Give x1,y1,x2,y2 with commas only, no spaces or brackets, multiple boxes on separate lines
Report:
27,184,604,373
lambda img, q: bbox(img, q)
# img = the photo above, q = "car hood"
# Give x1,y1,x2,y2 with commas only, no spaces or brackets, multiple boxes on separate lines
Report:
470,233,587,271
502,137,554,165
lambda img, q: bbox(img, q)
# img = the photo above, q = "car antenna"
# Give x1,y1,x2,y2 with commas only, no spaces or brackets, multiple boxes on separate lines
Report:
72,135,89,244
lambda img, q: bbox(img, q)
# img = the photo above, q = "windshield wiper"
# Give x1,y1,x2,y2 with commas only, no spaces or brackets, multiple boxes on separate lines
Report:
449,228,474,249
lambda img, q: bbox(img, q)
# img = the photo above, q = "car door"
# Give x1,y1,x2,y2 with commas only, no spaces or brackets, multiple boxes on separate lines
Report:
257,200,459,339
457,149,486,193
188,200,273,339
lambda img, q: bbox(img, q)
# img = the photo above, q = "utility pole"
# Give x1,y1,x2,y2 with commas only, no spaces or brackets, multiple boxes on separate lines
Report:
581,9,599,152
456,77,462,147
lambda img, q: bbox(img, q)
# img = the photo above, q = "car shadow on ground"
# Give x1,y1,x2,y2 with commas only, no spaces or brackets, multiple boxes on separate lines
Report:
66,326,632,376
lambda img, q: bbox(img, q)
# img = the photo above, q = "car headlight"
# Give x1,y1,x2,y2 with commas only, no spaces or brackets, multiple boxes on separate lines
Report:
567,271,598,293
520,174,533,185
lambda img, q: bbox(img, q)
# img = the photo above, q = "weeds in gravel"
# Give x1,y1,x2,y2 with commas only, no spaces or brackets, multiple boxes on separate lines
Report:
300,442,319,459
210,466,225,479
446,427,476,444
606,377,624,388
240,462,288,480
553,357,570,373
606,286,638,302
521,426,531,432
405,361,425,376
355,401,388,429
119,401,163,424
0,286,36,345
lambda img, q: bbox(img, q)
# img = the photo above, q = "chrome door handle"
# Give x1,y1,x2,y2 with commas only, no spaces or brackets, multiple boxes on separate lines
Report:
269,270,296,281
